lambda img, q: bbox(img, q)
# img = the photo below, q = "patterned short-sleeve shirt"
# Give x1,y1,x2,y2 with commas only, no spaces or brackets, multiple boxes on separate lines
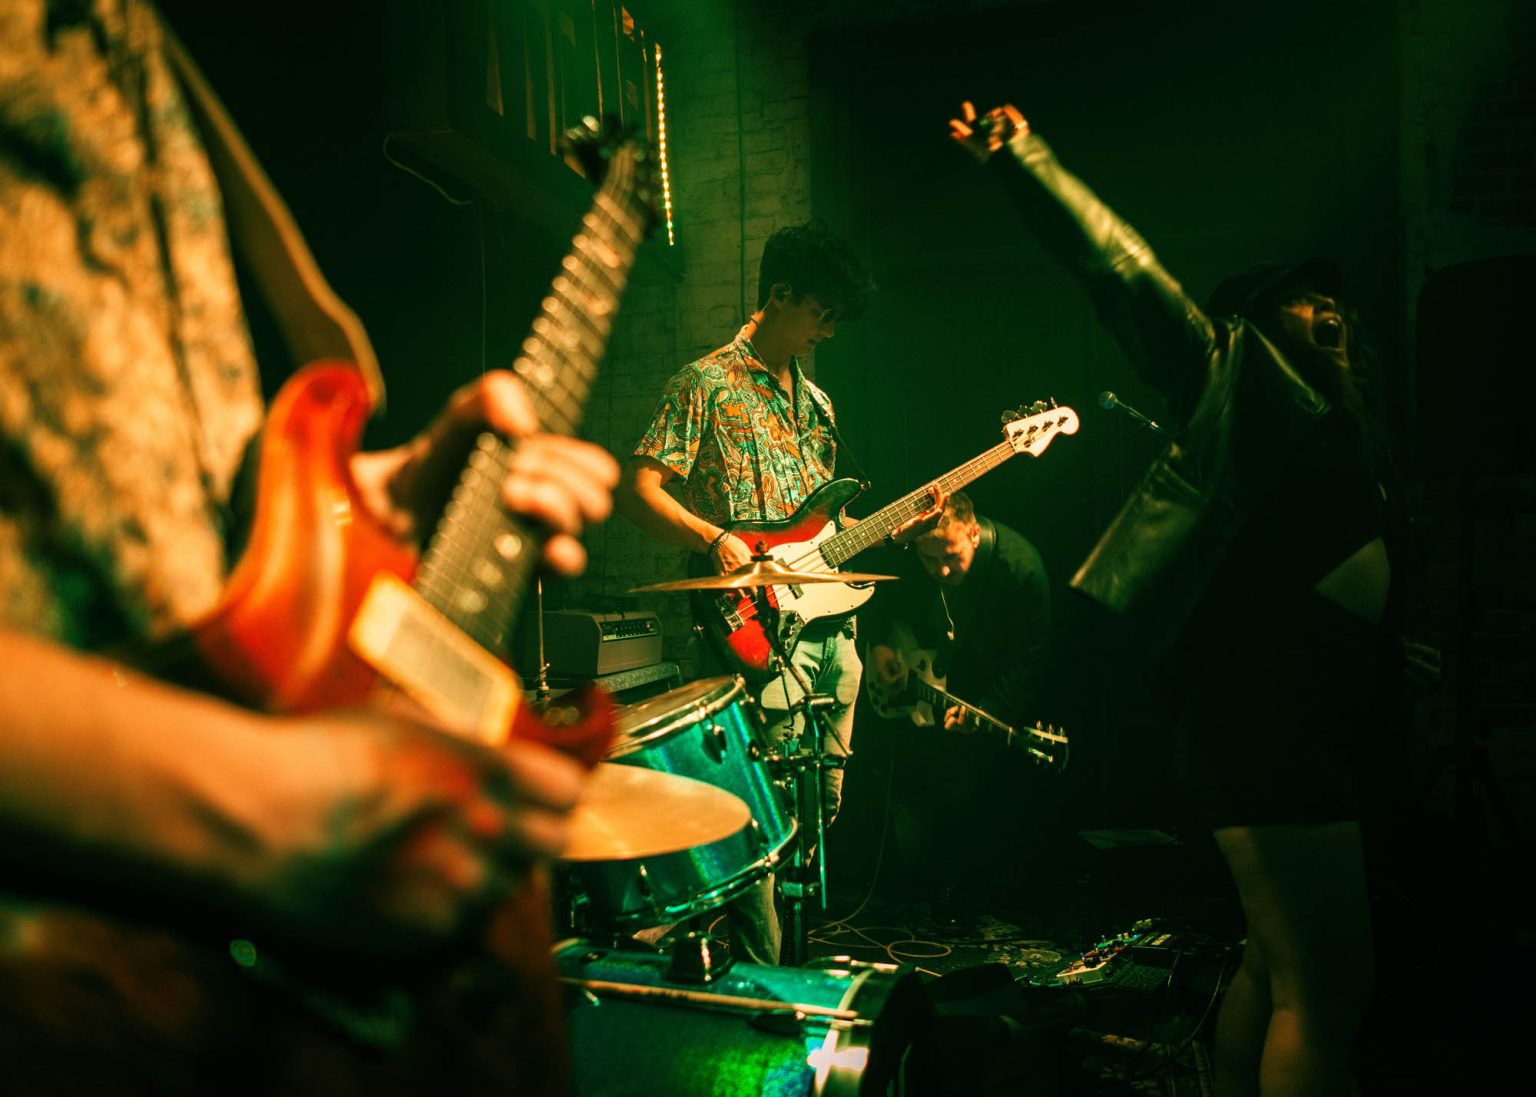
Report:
0,1,263,650
634,331,838,525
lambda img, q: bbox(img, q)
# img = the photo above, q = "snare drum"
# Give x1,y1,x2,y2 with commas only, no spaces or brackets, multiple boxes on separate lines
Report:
555,940,929,1096
570,676,796,928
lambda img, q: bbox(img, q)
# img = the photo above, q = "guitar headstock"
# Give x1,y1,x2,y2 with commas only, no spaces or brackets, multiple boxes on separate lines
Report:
1023,720,1071,771
1002,400,1081,457
561,115,662,238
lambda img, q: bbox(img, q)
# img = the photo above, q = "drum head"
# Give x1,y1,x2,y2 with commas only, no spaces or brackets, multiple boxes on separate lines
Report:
608,675,745,756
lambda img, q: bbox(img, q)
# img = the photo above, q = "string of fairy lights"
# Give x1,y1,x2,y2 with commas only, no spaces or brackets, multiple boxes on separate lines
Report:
653,42,675,246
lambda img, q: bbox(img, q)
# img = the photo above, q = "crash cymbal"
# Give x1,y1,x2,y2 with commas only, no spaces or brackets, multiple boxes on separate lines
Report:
629,556,898,593
561,763,751,862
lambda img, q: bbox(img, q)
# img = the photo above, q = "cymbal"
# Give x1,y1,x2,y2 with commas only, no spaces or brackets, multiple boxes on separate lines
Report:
561,763,751,862
629,556,899,593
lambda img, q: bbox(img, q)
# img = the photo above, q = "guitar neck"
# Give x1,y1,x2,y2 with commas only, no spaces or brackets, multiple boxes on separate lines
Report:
912,678,1067,768
820,439,1018,566
415,154,647,656
913,678,1010,738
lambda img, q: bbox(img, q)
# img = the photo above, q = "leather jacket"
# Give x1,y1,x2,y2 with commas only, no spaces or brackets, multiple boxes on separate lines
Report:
990,131,1332,651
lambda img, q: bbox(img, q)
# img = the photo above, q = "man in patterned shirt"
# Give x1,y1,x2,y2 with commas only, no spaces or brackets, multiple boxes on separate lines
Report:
617,221,875,964
1,3,617,1088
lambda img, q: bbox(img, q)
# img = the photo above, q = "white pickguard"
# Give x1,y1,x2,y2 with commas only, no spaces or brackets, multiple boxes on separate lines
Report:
762,523,876,625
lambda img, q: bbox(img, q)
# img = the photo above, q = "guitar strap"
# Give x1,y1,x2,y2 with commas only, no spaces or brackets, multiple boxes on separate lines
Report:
162,25,385,407
806,386,873,494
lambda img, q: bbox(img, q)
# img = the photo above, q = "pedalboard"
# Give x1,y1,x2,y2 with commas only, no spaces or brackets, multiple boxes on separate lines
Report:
1054,920,1181,991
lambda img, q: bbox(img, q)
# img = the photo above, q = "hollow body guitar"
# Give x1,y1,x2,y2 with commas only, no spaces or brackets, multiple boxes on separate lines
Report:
19,122,657,1095
690,402,1079,680
866,624,1070,771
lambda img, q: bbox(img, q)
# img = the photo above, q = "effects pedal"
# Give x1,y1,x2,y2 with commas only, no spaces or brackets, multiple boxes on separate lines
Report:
1055,920,1181,991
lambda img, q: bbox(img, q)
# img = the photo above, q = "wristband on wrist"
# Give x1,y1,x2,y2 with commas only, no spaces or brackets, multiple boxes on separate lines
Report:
707,529,733,557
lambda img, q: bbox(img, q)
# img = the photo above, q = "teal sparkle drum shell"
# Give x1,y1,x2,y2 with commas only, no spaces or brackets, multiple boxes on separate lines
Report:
555,941,930,1096
573,676,797,928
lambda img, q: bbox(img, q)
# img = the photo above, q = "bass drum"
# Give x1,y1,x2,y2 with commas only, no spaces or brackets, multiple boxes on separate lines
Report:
555,940,931,1096
570,676,796,928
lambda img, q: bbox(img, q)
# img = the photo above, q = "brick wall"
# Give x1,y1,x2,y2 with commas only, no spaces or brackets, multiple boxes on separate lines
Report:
569,5,814,671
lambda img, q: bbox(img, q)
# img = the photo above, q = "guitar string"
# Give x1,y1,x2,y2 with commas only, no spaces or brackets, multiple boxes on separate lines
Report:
774,436,1029,573
421,149,648,634
717,422,1060,630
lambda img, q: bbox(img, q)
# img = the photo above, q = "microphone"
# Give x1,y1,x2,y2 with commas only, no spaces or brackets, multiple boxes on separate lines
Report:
1098,391,1170,438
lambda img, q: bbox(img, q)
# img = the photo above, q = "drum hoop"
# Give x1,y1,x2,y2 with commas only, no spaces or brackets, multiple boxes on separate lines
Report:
585,824,798,929
607,675,748,757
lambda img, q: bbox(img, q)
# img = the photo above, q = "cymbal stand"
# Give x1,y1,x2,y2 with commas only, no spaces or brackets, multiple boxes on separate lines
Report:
533,576,551,702
753,582,847,967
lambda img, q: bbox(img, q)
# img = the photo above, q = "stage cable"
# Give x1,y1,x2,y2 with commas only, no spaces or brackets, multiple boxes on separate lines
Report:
734,0,747,324
804,743,897,940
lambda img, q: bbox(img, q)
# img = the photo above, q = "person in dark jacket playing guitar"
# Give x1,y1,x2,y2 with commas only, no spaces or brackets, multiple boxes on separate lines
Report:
616,221,876,964
862,490,1055,925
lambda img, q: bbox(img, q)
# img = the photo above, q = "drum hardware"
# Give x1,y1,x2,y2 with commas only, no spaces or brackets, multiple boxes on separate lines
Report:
533,576,552,702
755,581,850,969
664,931,735,984
614,549,893,962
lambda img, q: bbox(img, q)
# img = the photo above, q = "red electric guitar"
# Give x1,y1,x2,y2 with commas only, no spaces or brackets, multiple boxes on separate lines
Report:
690,402,1079,680
15,120,657,1093
192,119,656,1084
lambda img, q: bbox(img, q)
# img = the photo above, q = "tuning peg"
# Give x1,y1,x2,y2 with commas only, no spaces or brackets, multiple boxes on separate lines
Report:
1000,407,1024,424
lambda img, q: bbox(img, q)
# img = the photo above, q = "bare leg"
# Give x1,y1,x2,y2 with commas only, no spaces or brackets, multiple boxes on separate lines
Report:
1213,934,1271,1097
1214,822,1372,1097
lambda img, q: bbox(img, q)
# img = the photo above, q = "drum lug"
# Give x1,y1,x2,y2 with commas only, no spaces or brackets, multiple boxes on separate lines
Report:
703,721,728,763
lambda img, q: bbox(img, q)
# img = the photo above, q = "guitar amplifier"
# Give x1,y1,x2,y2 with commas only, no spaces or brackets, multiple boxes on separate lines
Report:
532,609,664,677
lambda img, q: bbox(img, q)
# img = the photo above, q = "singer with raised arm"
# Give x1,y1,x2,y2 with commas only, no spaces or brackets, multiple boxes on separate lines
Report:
949,102,1408,1096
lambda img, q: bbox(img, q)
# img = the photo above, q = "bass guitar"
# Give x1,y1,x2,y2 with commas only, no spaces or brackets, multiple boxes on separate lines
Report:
690,401,1079,679
866,625,1068,771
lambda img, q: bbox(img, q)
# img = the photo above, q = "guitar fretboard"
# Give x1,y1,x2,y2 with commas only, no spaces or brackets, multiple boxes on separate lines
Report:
820,439,1019,566
415,148,648,655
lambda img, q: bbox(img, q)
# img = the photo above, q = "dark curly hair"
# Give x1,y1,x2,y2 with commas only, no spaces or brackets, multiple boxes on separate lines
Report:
755,220,876,320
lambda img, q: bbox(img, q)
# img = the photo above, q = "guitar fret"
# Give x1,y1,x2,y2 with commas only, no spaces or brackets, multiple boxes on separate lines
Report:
411,137,652,663
821,439,1023,565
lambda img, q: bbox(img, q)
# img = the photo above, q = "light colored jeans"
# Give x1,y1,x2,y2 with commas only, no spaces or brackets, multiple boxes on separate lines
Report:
712,619,862,964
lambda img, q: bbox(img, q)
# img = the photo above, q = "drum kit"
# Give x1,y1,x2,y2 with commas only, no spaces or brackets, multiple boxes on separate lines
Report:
556,551,897,957
546,552,922,1095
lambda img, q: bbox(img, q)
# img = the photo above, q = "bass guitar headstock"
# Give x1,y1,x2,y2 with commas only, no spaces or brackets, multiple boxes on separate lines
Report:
1002,400,1081,457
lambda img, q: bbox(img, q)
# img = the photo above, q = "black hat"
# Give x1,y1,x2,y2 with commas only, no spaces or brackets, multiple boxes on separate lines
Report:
1206,257,1343,319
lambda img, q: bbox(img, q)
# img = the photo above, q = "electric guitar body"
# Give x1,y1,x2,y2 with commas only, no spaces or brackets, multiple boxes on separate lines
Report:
185,360,611,1095
867,623,1070,772
687,477,869,677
